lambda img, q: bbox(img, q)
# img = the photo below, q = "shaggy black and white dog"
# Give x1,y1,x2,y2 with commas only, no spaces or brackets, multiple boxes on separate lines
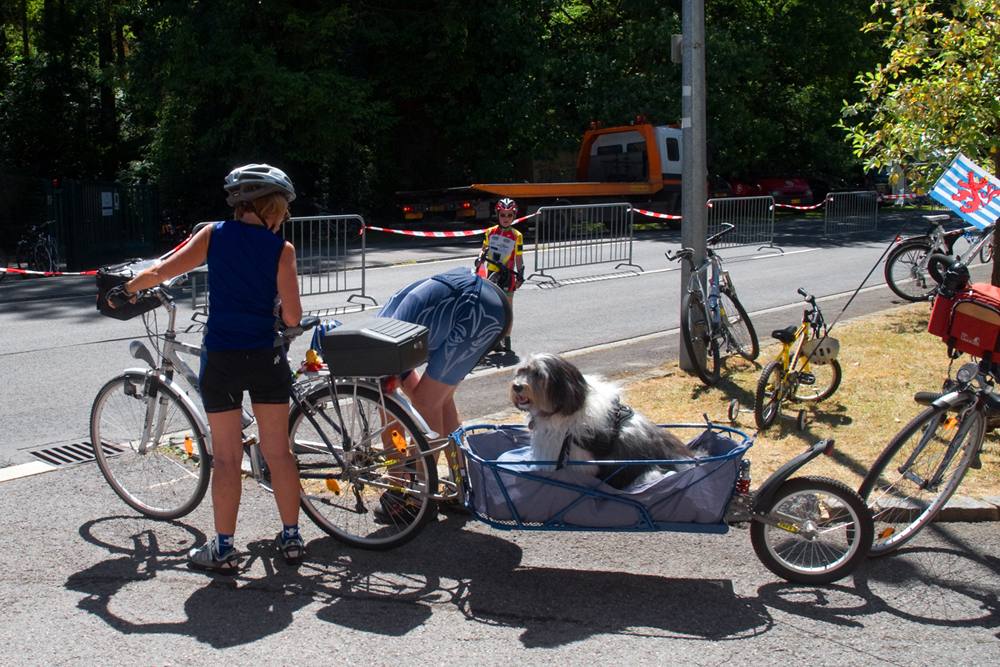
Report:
509,353,699,489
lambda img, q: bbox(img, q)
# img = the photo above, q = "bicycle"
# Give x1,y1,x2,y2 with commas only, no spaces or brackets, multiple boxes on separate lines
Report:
14,220,61,274
860,252,999,556
753,288,842,431
884,214,995,302
90,266,446,549
666,222,760,386
859,359,996,556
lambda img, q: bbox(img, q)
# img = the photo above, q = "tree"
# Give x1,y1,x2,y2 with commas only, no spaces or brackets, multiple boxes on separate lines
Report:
840,0,1000,181
840,0,1000,282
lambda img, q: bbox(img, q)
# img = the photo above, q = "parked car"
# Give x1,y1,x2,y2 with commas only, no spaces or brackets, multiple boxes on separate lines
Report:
753,175,814,207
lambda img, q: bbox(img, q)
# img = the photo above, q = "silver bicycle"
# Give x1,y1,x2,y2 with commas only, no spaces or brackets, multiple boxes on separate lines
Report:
667,223,760,386
90,269,452,550
884,214,995,302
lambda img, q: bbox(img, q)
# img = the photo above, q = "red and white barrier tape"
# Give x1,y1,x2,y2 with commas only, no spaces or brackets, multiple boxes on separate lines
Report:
0,267,98,277
879,193,923,200
365,213,536,237
631,208,682,220
772,197,831,211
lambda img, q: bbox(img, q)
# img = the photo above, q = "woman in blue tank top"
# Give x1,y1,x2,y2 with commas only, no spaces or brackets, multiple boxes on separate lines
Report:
105,164,306,573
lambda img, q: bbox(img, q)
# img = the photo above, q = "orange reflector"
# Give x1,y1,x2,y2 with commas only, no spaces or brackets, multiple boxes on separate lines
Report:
326,478,341,494
944,416,959,429
184,435,193,455
392,430,406,452
879,527,895,539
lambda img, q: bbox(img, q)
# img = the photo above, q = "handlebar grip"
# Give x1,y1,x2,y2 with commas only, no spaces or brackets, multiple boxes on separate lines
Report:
928,253,967,298
797,288,808,297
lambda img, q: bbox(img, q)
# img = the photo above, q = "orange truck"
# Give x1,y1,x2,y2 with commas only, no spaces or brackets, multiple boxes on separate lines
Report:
396,119,727,230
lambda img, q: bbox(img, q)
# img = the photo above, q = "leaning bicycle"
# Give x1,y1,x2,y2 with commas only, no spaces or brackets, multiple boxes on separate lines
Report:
14,220,60,274
884,214,994,302
860,253,999,556
753,288,842,431
666,223,760,386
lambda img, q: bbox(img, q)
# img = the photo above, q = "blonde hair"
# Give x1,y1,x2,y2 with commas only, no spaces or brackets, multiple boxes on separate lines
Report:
234,191,290,223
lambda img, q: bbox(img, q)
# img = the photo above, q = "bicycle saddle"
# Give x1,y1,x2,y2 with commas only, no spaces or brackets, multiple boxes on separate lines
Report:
771,326,797,344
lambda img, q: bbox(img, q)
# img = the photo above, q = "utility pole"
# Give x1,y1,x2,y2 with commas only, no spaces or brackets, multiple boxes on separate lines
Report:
679,0,708,372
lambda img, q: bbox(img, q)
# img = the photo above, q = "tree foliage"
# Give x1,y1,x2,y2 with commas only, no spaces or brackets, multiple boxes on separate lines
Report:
840,0,1000,185
1,0,886,221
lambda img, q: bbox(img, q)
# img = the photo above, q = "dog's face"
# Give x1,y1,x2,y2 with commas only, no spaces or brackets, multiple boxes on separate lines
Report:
509,353,588,417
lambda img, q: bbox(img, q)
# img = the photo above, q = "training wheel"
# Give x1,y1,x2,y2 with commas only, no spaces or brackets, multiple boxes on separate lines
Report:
796,410,807,432
728,399,741,423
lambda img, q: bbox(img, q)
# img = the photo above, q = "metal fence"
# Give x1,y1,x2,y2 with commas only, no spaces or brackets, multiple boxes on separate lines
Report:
824,190,879,237
191,215,371,311
532,203,636,278
706,196,775,249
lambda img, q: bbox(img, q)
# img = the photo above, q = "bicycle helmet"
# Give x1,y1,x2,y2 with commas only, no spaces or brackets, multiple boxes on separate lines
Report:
224,164,296,206
801,337,840,365
496,198,518,214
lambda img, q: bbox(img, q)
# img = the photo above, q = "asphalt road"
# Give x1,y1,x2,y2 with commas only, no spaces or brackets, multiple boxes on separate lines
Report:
1,213,999,664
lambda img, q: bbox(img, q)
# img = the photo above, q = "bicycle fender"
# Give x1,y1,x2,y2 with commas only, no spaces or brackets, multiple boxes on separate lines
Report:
752,439,834,512
930,390,973,410
121,368,213,454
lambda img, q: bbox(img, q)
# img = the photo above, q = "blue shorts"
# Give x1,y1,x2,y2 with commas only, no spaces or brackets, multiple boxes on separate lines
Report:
377,268,508,386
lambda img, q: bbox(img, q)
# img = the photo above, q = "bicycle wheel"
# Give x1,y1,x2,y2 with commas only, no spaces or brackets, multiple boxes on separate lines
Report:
15,243,30,271
980,236,994,264
791,359,842,402
681,291,720,385
858,404,982,557
750,476,873,584
291,382,438,550
90,373,210,519
30,242,52,273
754,360,784,430
884,240,938,301
719,289,759,360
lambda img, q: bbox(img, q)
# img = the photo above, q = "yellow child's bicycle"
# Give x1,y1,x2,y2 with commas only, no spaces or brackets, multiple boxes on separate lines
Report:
752,288,842,431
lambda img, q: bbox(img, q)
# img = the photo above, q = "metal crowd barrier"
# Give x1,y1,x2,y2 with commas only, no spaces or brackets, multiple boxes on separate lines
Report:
531,202,637,278
707,196,775,249
824,191,879,237
190,215,372,310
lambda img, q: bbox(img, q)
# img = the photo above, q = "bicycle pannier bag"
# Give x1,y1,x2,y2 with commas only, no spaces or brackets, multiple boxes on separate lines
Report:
96,260,162,321
928,282,1000,358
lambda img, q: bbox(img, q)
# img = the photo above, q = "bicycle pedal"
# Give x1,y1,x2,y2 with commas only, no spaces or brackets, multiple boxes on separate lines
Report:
798,372,816,385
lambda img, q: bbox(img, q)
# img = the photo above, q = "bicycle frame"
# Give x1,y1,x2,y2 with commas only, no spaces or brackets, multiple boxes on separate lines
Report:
908,219,995,273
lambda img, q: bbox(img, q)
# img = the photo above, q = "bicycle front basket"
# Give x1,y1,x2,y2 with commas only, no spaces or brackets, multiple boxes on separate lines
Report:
96,260,162,321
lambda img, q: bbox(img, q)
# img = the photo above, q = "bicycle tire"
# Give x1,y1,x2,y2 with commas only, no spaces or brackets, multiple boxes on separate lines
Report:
90,373,210,519
791,359,842,402
291,382,438,550
680,291,720,385
15,243,29,271
754,360,784,430
980,237,994,264
750,476,873,584
884,239,939,301
30,242,52,273
719,289,759,360
858,403,982,557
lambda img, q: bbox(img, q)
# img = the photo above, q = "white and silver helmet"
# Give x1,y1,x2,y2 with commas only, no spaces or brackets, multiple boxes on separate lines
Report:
224,163,296,206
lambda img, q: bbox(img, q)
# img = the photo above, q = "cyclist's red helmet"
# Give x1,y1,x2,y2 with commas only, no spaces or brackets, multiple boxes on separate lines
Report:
496,198,518,214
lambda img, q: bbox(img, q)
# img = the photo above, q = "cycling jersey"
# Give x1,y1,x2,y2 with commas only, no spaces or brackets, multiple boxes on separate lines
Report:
480,225,523,294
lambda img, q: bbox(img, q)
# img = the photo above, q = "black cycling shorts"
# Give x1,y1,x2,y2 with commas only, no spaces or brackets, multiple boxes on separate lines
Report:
199,347,293,413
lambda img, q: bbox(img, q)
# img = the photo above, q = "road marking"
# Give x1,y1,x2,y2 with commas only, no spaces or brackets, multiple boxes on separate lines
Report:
0,460,56,483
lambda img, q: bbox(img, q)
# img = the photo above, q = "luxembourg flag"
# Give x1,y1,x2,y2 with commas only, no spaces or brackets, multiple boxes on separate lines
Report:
929,152,1000,229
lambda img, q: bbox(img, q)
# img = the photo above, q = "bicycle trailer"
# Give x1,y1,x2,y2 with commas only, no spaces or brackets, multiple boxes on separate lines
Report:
456,424,752,532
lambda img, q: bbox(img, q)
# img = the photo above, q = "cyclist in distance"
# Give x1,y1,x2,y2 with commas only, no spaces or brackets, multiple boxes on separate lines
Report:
105,164,306,573
475,197,524,354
